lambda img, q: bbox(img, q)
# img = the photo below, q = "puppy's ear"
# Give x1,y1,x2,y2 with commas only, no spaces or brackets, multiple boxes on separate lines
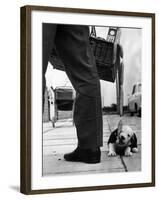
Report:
108,129,118,144
117,120,123,135
130,133,138,148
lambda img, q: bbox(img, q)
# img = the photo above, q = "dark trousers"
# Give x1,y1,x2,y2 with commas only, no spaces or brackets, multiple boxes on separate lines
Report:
43,24,103,148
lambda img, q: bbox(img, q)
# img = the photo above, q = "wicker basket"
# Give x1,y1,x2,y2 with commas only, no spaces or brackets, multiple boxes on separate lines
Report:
49,26,120,82
89,26,120,82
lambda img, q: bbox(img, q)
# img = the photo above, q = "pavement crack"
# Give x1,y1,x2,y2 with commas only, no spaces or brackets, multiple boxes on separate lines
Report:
120,156,128,172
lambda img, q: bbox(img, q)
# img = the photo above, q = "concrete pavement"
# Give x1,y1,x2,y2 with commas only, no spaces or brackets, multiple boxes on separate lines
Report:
42,114,141,176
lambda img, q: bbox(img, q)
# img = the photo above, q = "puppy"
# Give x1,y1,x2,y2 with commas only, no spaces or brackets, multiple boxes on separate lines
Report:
108,120,138,156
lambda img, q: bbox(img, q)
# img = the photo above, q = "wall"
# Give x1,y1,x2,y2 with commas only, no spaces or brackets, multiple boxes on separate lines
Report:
0,0,158,200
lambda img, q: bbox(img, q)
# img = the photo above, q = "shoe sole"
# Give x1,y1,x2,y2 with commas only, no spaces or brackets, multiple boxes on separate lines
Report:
64,157,101,164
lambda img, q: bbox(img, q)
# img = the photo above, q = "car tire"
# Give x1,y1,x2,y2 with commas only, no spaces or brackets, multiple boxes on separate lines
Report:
135,103,138,114
138,109,141,117
128,104,133,116
130,112,134,116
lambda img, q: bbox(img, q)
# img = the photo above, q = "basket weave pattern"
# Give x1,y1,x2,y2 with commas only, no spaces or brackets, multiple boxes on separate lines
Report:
89,35,117,82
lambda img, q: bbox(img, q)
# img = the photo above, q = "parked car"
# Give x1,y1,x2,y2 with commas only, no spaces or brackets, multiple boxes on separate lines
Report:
128,83,141,117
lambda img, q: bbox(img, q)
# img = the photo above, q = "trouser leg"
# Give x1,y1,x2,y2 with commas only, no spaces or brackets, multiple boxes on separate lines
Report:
55,25,103,148
42,24,57,110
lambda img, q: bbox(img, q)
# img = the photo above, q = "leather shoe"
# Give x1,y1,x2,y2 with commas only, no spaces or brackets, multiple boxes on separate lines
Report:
64,146,101,164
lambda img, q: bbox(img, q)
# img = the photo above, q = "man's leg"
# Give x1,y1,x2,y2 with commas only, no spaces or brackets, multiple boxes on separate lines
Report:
55,25,103,162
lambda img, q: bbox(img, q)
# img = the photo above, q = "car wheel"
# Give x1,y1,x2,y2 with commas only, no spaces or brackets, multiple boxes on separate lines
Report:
130,112,134,116
138,109,141,117
52,117,56,127
135,103,138,114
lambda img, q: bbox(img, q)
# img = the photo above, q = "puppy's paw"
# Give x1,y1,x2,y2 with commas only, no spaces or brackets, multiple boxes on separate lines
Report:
125,151,133,156
132,147,138,153
124,147,133,156
108,151,116,157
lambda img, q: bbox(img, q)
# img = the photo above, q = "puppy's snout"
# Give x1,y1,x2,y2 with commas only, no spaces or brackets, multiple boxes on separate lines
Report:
120,135,125,140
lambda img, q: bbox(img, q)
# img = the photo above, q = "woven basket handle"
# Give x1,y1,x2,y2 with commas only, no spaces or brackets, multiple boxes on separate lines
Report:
90,26,96,37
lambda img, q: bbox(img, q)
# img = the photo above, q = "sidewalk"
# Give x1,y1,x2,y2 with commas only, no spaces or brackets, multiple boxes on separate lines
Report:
43,114,141,176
